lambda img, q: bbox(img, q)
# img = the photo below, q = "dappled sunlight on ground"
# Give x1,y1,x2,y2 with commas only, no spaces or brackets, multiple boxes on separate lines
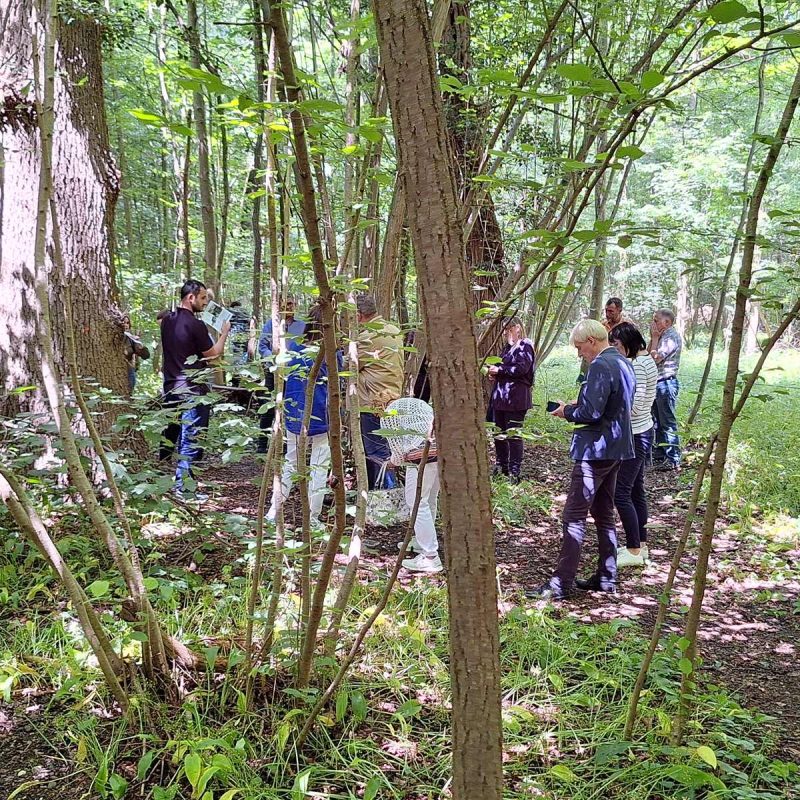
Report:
194,444,800,757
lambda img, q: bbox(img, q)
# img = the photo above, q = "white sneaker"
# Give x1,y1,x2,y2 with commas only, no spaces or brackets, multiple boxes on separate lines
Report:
402,553,443,574
397,537,422,553
174,489,209,503
617,547,646,568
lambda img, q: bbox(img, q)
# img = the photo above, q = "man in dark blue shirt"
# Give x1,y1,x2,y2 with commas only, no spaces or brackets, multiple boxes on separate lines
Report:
256,298,306,453
527,319,635,600
161,280,230,500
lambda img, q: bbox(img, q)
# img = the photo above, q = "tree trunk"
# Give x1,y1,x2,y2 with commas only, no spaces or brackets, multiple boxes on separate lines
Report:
374,2,504,798
1,0,128,419
249,0,266,322
440,3,506,316
186,0,218,293
676,267,691,340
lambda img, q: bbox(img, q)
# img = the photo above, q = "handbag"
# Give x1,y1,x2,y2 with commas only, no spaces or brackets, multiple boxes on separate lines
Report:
404,443,438,464
365,464,411,527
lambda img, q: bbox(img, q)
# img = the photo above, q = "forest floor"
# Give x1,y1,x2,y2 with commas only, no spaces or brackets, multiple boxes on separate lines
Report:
2,440,799,799
207,443,800,759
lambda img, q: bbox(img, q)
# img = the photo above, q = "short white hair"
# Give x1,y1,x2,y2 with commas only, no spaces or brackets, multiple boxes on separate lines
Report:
569,318,608,346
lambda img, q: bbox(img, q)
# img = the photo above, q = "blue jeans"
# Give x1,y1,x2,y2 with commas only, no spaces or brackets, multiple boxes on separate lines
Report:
614,428,653,549
552,459,620,593
175,402,211,491
652,377,681,465
360,412,395,490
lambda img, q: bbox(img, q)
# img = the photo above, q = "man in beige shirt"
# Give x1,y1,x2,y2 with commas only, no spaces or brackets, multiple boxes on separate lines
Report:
603,297,635,332
355,295,404,488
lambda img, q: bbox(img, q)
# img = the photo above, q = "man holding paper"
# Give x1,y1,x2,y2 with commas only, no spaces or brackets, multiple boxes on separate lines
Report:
161,280,230,501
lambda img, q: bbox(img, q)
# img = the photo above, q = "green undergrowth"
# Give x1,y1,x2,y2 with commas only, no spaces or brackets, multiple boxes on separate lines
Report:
2,346,799,798
2,545,798,799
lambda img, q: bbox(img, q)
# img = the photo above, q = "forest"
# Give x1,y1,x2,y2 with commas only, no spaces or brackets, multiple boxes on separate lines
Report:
1,0,800,797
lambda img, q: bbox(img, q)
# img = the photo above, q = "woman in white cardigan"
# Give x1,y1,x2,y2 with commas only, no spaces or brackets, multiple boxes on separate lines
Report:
381,398,442,574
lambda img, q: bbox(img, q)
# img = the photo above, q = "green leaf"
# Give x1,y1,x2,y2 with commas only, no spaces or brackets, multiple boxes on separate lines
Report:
195,766,220,798
202,646,219,671
219,791,241,800
184,752,202,789
556,63,595,82
351,691,368,721
143,577,158,591
594,741,634,764
641,70,665,91
617,234,633,248
616,145,646,160
292,768,312,800
298,98,343,114
534,93,567,104
678,657,694,675
549,765,578,782
708,0,748,23
395,699,422,718
87,580,110,598
364,775,382,800
137,750,155,782
335,690,349,722
696,745,718,768
779,30,800,47
109,774,128,800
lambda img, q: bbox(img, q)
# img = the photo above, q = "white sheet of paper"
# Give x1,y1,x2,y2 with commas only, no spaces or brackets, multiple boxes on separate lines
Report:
201,301,233,332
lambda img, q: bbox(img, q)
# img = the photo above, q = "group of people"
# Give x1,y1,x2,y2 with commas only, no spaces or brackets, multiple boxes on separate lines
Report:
157,281,684,589
157,283,443,573
524,298,683,599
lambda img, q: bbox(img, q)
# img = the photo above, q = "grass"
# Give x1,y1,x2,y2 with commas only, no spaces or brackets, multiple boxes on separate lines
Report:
3,575,797,798
1,344,799,799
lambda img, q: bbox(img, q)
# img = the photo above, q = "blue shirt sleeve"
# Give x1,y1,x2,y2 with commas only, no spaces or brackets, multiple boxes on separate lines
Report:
564,360,612,425
258,320,272,359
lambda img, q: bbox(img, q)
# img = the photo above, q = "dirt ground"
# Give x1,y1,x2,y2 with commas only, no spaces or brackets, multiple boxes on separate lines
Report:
2,443,798,798
209,446,800,757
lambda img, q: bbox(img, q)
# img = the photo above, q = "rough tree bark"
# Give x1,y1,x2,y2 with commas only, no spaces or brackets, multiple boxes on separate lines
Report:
186,0,219,293
1,0,129,418
374,1,504,798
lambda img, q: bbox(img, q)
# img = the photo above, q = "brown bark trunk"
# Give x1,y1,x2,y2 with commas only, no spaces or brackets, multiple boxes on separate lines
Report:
374,2,503,798
1,0,128,420
250,0,266,322
186,0,219,293
440,3,506,315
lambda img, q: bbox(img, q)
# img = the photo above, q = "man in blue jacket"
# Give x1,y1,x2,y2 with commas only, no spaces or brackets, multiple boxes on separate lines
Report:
527,319,635,600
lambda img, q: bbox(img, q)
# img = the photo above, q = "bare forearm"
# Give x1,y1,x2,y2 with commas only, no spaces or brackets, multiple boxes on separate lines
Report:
206,331,229,359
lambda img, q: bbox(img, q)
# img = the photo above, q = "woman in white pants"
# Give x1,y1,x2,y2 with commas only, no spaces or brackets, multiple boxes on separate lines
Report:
267,305,338,527
382,398,442,574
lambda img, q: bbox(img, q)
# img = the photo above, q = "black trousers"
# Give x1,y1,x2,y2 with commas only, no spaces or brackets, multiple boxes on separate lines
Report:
493,409,526,477
551,459,620,592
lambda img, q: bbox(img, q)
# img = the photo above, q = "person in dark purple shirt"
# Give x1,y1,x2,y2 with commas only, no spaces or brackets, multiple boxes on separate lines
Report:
161,280,230,500
526,319,635,601
487,317,535,483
